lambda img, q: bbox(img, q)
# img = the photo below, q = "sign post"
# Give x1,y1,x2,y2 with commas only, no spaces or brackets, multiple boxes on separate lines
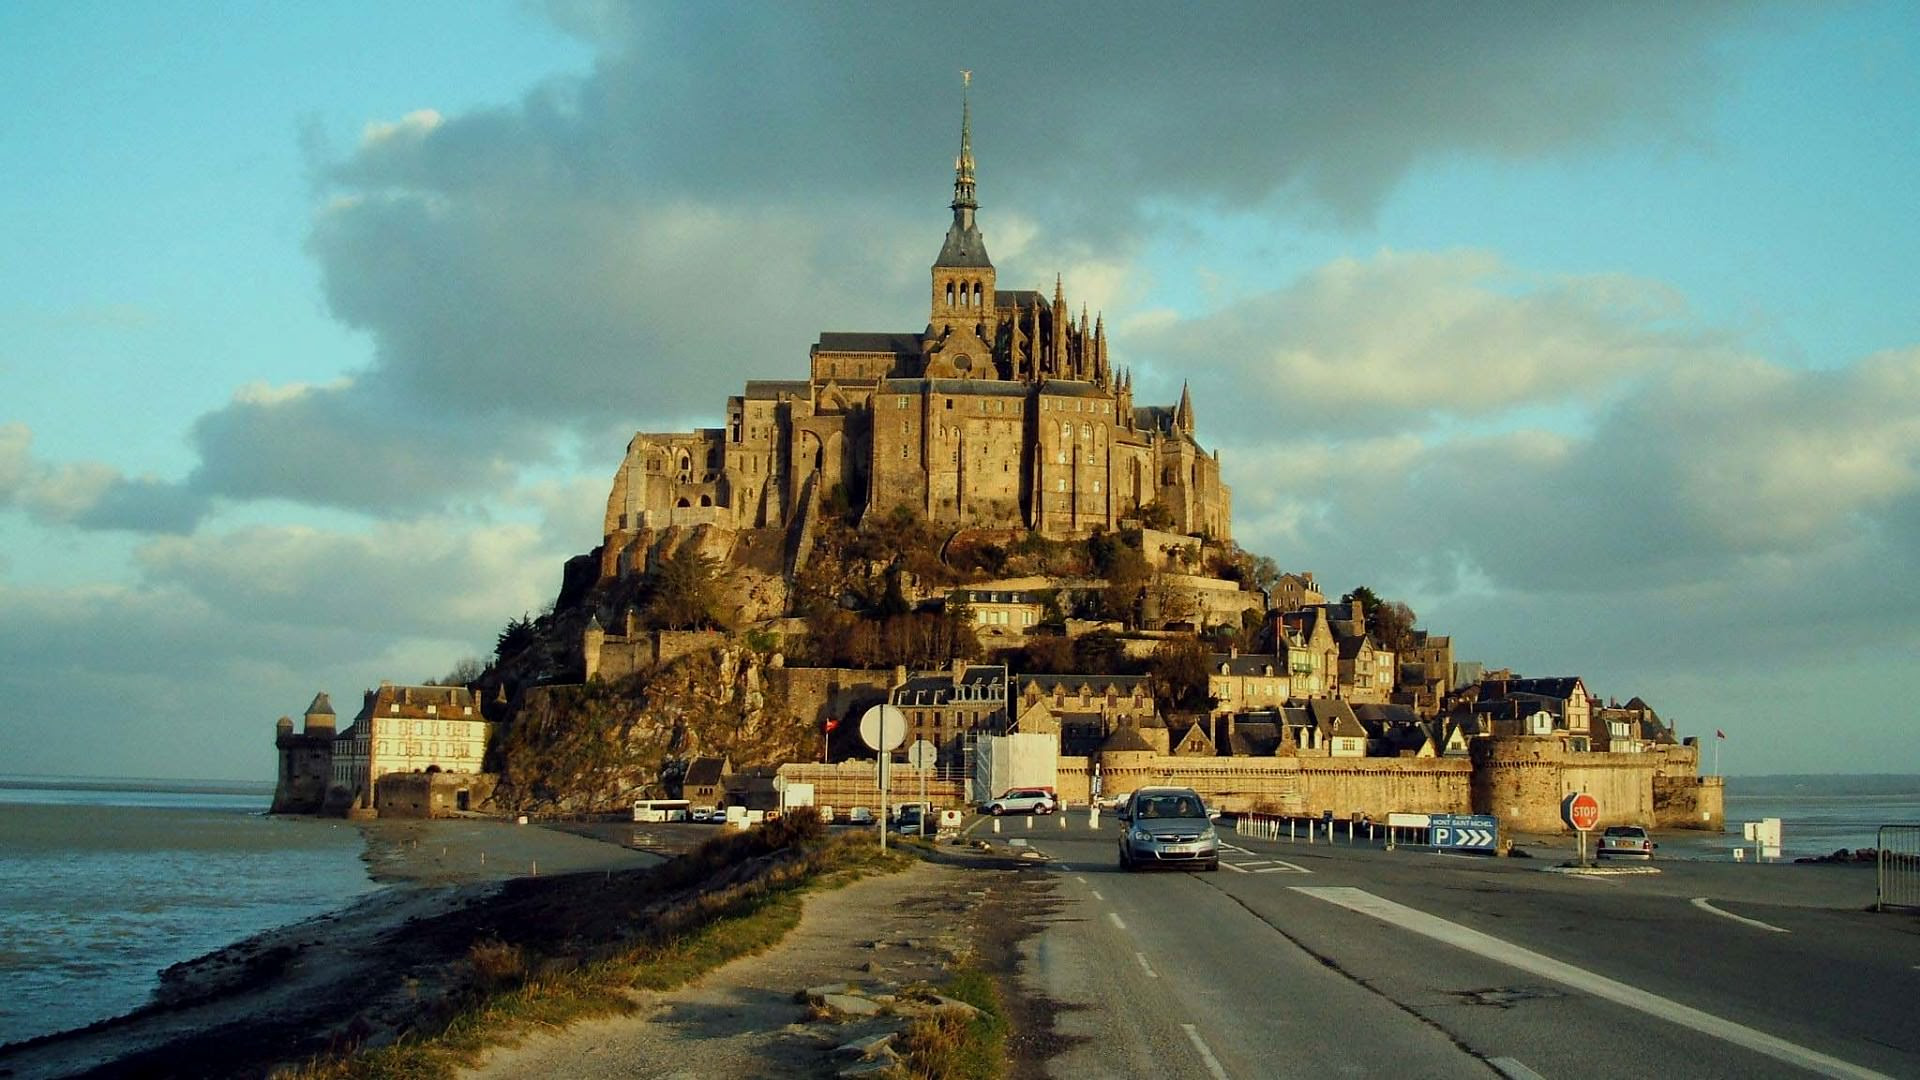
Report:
860,704,906,851
907,738,937,835
1562,792,1601,865
1429,813,1499,853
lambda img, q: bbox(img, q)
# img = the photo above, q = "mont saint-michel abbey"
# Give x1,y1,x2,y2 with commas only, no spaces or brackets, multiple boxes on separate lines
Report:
601,93,1230,562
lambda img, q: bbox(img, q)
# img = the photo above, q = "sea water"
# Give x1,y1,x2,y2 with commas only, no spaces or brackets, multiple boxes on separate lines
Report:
0,777,377,1047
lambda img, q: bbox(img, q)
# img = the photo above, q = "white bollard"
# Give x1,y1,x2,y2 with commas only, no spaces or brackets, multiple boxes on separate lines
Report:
993,818,1001,834
1025,815,1032,831
1060,812,1067,829
1090,806,1100,828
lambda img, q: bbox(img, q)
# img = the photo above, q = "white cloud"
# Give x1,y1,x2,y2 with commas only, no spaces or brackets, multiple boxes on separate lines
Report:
360,108,444,149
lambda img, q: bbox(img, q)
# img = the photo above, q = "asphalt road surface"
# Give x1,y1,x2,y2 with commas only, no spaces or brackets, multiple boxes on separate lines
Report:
989,811,1918,1079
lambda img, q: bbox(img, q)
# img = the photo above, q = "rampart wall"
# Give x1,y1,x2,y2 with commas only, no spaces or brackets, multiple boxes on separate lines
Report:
374,771,498,819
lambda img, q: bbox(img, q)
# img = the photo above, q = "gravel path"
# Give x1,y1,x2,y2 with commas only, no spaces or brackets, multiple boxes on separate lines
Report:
465,859,992,1080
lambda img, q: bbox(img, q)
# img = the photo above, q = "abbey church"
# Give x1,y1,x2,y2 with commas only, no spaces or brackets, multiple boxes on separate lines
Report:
601,89,1231,566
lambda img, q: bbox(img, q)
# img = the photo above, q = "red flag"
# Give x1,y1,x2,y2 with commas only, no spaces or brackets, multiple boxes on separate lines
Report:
1715,729,1726,739
824,718,839,732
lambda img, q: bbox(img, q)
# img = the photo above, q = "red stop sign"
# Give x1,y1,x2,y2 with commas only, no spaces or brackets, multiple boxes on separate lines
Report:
1562,792,1600,831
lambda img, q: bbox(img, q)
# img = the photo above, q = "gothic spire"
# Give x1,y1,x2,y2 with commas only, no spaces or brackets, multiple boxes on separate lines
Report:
1176,380,1195,434
953,69,976,212
934,71,991,269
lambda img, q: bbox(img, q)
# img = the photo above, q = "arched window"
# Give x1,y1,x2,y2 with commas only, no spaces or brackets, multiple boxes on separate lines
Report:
973,281,983,306
946,281,955,306
699,494,712,507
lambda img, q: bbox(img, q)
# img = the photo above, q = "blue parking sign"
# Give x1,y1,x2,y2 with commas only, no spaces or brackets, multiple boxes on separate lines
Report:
1429,813,1498,852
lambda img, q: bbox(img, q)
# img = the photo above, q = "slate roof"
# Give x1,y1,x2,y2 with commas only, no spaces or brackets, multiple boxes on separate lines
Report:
1229,722,1282,757
683,757,728,788
817,332,924,355
743,380,811,400
892,666,1007,707
996,289,1047,310
877,377,1031,397
1306,697,1365,738
1353,703,1423,727
1135,405,1175,432
305,692,335,717
936,219,992,268
1208,653,1282,677
1501,677,1586,700
1037,380,1111,399
1101,726,1155,752
1019,673,1150,694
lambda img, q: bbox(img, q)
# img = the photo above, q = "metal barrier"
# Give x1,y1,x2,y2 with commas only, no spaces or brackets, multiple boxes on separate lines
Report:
1877,825,1920,912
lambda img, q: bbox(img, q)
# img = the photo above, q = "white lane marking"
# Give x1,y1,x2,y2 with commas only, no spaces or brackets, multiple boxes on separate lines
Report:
1221,842,1255,854
1108,911,1127,930
1489,1057,1547,1079
1220,860,1251,873
1091,890,1105,901
1691,897,1789,934
1135,950,1159,978
1293,887,1889,1080
1181,1023,1231,1080
1075,876,1087,884
1262,858,1311,874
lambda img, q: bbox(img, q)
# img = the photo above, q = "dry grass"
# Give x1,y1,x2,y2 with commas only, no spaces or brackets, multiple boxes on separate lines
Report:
274,813,907,1080
889,968,1007,1080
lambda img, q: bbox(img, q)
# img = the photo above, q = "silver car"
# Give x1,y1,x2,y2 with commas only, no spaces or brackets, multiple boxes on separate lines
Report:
1118,787,1220,871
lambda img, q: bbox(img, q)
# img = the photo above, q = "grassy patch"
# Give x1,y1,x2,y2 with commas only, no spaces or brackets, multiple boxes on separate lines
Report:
276,816,908,1080
891,966,1008,1080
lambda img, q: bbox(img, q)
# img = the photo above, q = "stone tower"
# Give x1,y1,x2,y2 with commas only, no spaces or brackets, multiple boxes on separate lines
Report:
927,72,997,370
271,691,338,814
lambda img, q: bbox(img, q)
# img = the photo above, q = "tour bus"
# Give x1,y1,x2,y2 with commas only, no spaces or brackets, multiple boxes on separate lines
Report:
631,799,692,823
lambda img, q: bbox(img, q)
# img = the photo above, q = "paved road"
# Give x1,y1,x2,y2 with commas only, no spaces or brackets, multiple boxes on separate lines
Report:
990,811,1918,1079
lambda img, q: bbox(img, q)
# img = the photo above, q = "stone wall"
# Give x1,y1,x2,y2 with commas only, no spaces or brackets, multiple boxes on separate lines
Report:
1653,774,1725,830
775,761,966,811
374,771,498,819
1469,737,1718,832
768,666,896,735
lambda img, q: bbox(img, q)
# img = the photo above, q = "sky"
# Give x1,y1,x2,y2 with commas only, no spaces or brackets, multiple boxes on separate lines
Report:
3,1,1916,781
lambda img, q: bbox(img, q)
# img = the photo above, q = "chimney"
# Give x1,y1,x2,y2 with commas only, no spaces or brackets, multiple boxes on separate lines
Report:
1230,646,1239,659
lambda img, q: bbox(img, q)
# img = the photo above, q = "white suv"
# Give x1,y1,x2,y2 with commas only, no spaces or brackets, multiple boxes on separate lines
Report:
982,788,1058,816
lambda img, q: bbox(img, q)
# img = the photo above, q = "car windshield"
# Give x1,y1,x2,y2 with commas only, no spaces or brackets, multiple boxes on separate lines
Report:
1137,794,1205,819
1603,826,1643,837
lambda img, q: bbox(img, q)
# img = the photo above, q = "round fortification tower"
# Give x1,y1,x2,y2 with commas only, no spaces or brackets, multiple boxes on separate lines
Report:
1470,736,1568,832
302,691,335,735
1098,725,1157,800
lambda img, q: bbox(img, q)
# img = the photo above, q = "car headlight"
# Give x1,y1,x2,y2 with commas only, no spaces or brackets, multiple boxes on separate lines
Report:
1201,826,1217,842
1132,828,1153,842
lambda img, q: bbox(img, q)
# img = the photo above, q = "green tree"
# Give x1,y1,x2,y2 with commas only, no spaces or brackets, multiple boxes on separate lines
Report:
1149,636,1213,714
1342,586,1417,653
495,613,537,663
645,545,730,630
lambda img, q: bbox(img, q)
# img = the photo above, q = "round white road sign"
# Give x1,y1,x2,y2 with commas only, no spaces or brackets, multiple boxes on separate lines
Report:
858,703,907,752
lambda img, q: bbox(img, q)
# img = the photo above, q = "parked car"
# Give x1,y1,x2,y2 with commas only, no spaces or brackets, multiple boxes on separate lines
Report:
982,788,1058,816
690,806,717,823
817,805,836,824
1117,786,1219,872
848,806,875,826
1598,824,1655,859
894,803,935,836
